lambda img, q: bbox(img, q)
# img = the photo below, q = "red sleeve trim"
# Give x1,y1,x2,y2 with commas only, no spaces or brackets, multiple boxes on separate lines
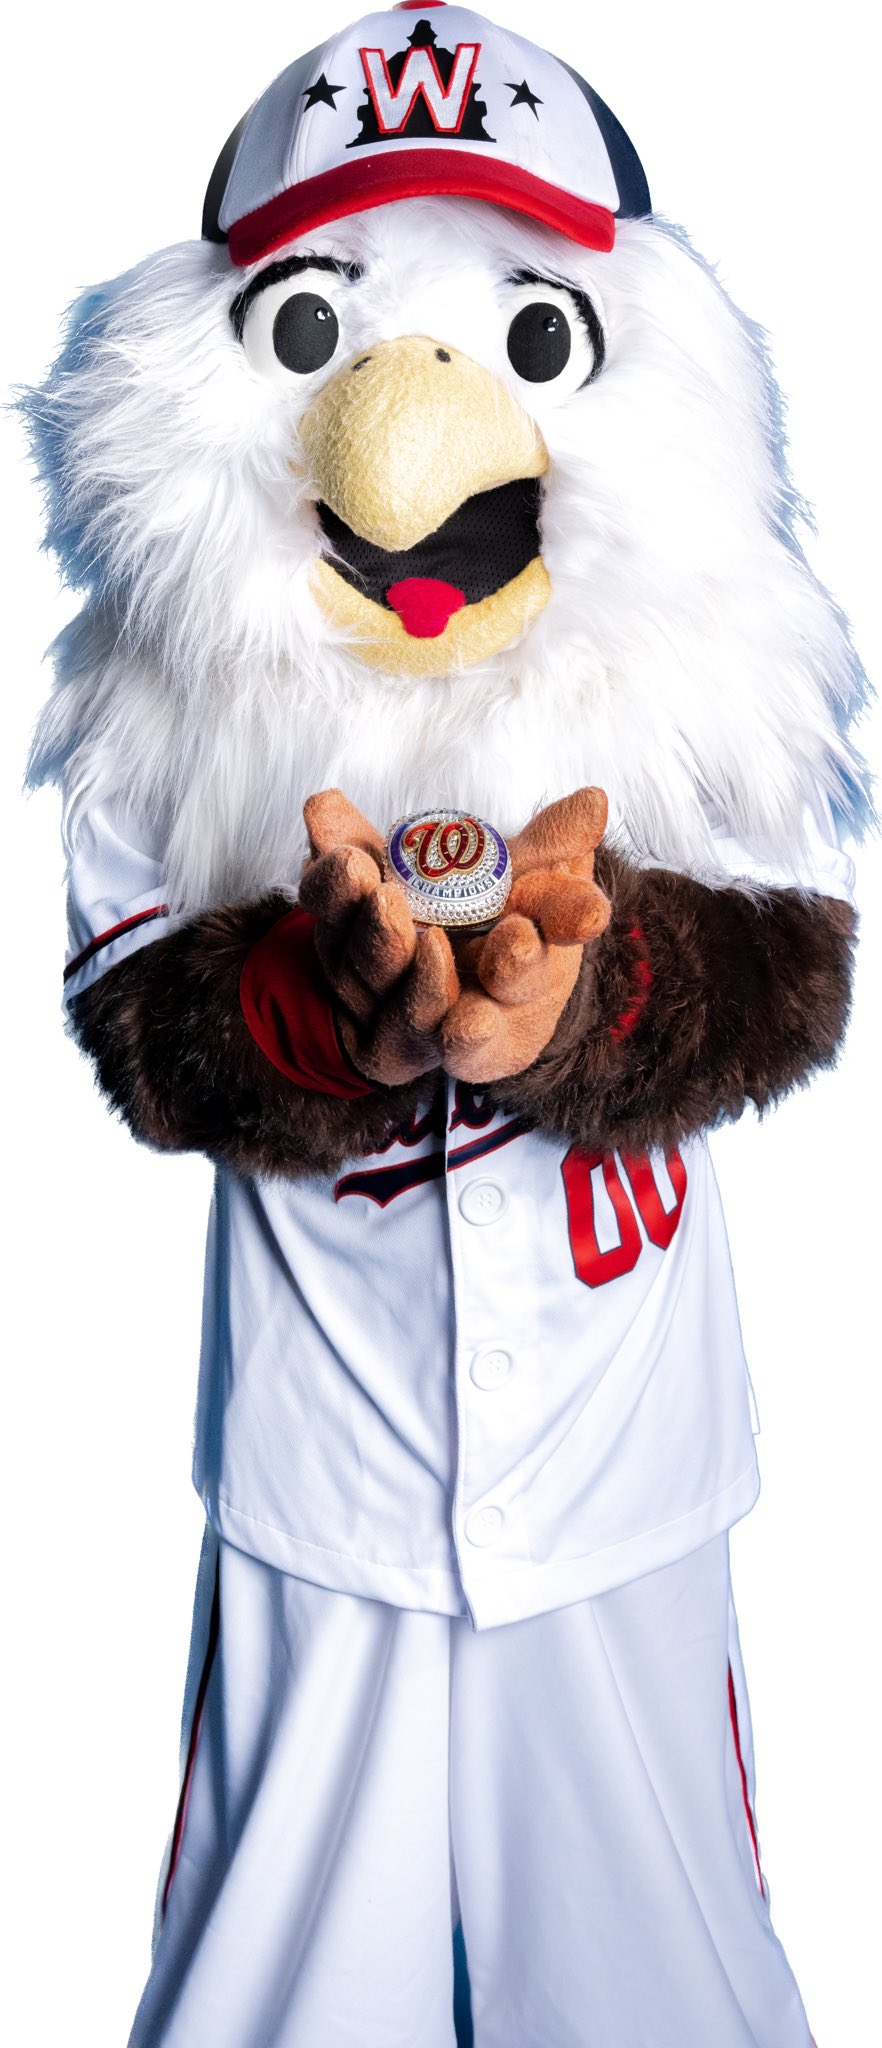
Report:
239,904,375,1099
610,924,653,1041
64,904,169,982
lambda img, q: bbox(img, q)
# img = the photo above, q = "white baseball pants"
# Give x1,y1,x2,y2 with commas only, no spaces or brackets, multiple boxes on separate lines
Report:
129,1533,813,2048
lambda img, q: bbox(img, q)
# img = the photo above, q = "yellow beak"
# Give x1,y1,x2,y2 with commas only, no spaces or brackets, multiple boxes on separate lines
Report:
301,334,552,676
301,333,549,552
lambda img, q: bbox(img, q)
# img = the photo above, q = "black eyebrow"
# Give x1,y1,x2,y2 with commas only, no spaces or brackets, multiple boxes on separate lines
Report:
507,269,606,385
230,254,364,342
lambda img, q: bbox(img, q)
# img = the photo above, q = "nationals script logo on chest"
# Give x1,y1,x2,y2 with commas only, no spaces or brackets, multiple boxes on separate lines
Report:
349,18,494,144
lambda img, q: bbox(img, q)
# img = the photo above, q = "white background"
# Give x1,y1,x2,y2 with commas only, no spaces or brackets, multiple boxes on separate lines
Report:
1,2,879,2042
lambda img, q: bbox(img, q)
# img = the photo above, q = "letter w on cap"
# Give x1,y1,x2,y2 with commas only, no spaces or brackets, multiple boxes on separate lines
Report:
359,42,481,135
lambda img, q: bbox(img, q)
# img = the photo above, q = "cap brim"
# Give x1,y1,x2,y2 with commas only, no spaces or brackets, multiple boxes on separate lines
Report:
227,150,616,266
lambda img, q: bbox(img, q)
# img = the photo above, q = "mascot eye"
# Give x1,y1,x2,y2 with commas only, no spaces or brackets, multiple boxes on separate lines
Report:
504,278,606,395
507,303,572,383
272,293,339,374
235,266,356,387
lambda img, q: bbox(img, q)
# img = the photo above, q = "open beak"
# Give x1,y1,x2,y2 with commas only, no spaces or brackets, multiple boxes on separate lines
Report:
301,335,551,676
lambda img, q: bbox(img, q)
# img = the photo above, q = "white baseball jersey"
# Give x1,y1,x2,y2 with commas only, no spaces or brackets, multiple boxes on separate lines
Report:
64,796,854,1632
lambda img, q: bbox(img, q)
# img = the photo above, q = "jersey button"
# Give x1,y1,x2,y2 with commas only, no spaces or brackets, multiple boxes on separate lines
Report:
464,1504,506,1546
458,1177,508,1226
470,1347,513,1391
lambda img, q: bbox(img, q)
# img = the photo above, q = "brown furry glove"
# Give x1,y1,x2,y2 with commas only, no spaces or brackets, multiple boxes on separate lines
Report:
300,789,460,1086
442,789,611,1084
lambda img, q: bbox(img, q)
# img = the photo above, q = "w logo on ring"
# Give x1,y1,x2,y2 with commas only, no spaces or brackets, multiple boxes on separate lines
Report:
404,816,486,879
349,19,495,147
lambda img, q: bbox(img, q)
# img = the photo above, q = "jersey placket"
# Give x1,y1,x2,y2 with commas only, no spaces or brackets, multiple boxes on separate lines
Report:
444,1079,542,1628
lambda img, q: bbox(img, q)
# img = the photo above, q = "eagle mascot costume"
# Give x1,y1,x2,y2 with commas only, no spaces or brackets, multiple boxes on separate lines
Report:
25,6,869,2045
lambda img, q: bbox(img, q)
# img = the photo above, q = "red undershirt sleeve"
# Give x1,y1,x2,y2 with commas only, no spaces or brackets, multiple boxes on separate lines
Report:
239,904,376,1100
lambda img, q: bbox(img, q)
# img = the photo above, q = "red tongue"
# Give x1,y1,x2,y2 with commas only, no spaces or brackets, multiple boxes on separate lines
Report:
386,578,466,639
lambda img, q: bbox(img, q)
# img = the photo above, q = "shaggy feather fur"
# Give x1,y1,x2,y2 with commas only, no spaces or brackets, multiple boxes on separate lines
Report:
69,895,428,1176
497,849,858,1153
68,855,856,1173
24,200,869,914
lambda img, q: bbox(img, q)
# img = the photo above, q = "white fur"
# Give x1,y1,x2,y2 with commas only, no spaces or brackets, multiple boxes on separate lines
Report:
26,198,869,907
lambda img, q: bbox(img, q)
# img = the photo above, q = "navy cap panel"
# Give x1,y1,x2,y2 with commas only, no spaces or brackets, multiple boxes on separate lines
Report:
203,111,251,242
558,60,651,218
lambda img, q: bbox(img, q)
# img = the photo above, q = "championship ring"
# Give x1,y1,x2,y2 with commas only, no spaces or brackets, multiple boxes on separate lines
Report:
386,810,512,929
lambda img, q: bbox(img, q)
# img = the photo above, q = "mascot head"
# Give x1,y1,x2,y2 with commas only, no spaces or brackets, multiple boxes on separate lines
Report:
203,0,650,679
26,3,868,904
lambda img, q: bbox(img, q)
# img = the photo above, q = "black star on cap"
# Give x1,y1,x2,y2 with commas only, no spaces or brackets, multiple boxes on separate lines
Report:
303,75,346,110
506,79,542,117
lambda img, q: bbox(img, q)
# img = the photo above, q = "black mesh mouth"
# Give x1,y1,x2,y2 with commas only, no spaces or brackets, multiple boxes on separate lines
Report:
317,476,543,609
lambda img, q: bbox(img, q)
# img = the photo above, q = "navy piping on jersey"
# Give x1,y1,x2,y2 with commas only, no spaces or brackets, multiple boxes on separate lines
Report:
334,1114,533,1205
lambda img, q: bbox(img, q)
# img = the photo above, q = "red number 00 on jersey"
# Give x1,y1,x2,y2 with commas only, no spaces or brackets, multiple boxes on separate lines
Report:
562,1147,687,1288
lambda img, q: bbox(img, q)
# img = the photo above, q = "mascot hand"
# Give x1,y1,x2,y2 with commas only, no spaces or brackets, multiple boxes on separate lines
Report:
442,789,611,1085
300,789,460,1085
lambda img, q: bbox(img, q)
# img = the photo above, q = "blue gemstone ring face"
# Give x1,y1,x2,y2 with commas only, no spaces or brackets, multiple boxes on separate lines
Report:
386,811,512,928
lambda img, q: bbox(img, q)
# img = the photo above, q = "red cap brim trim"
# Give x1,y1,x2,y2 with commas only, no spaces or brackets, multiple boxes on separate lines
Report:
227,150,616,266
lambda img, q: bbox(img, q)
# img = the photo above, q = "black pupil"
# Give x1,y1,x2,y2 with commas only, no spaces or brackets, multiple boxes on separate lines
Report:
272,292,339,374
507,301,571,383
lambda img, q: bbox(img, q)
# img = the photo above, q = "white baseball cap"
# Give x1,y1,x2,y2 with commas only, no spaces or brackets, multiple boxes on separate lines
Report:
203,3,650,266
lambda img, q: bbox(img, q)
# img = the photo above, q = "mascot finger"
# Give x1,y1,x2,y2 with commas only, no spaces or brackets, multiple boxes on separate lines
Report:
303,788,386,866
345,882,418,995
299,845,385,1019
442,988,545,1083
508,869,611,945
299,844,382,927
464,913,549,1005
510,786,609,877
350,930,459,1086
404,926,461,1035
444,946,583,1082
